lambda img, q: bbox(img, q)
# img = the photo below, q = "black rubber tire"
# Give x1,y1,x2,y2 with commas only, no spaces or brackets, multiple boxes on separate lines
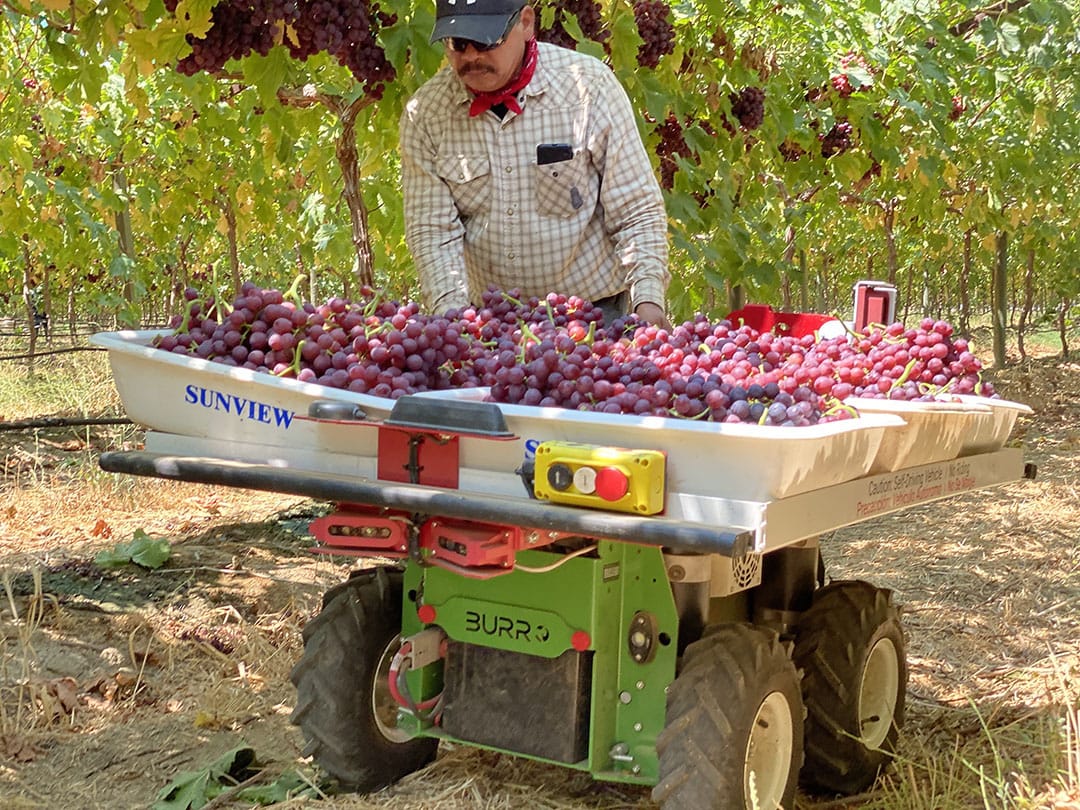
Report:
793,579,907,795
652,623,804,810
290,567,438,791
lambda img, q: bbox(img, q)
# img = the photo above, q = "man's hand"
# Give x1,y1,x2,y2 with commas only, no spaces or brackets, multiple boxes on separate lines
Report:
634,301,673,331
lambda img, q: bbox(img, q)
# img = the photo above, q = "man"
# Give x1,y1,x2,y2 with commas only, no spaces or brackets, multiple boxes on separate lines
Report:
399,0,671,328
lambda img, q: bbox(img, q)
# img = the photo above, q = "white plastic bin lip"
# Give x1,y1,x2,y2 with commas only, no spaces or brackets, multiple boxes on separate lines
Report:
944,393,1034,414
846,396,993,414
91,328,394,413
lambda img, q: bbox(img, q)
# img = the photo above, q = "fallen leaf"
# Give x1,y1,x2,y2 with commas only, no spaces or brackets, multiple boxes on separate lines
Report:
50,677,80,713
91,519,113,538
193,710,222,729
0,733,44,763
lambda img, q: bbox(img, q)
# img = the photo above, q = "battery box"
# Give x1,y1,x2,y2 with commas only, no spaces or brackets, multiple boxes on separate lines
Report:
441,641,592,763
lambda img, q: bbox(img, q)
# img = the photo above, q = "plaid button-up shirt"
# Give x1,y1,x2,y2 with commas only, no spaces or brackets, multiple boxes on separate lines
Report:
400,42,669,314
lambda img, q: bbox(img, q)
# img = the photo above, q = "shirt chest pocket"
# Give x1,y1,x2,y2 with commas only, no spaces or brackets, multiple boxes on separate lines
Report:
436,155,491,219
533,150,588,219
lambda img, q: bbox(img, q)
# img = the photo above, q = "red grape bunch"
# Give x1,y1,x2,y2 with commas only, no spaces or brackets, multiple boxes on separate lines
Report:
820,120,854,158
286,0,397,95
949,95,966,121
174,0,282,76
729,86,765,131
830,51,872,98
171,0,396,92
633,0,675,68
652,115,691,190
536,0,608,50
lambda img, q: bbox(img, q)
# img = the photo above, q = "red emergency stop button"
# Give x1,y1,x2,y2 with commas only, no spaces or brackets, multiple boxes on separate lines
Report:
595,466,629,501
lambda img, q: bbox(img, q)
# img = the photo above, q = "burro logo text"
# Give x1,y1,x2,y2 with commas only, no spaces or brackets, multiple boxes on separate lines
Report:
464,609,550,644
184,385,295,429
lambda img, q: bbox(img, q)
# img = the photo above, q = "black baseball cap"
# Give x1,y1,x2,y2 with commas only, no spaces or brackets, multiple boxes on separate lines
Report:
430,0,527,45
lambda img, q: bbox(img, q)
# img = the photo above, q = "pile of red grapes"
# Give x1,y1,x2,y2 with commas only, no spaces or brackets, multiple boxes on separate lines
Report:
153,283,994,427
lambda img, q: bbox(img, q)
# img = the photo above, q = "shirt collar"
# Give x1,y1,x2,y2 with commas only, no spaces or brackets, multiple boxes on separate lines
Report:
448,41,551,109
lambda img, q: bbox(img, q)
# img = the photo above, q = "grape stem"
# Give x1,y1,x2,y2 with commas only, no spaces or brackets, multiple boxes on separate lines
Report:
823,402,859,418
283,273,306,306
890,356,920,390
273,338,305,378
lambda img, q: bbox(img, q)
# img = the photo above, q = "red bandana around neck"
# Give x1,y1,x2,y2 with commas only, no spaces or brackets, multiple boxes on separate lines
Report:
468,38,539,118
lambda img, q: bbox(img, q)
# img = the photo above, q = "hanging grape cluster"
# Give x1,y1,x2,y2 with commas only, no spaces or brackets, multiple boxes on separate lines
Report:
652,115,691,190
168,0,396,94
820,120,854,158
830,52,873,98
536,0,608,49
729,86,765,131
633,0,675,68
949,95,967,121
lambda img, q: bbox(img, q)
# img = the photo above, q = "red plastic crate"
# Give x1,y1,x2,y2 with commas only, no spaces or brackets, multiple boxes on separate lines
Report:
725,304,839,339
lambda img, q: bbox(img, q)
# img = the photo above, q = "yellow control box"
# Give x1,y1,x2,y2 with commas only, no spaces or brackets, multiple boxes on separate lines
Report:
533,442,666,515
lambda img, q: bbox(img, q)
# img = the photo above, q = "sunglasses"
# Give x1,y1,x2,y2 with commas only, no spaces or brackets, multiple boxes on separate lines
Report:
446,10,521,53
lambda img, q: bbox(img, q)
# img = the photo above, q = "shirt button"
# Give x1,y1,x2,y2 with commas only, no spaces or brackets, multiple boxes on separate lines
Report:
507,208,514,216
508,252,515,259
505,166,512,173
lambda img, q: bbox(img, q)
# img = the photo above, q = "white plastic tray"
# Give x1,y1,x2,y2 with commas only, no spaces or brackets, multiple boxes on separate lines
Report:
91,329,394,461
847,397,993,473
93,330,907,502
946,394,1032,455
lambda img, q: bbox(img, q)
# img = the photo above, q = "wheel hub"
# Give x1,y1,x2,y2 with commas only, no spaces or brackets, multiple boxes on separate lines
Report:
744,690,794,809
859,636,900,749
373,634,411,743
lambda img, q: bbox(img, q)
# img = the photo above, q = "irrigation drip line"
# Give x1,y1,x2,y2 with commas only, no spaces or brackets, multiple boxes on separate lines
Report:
0,346,106,361
0,416,132,432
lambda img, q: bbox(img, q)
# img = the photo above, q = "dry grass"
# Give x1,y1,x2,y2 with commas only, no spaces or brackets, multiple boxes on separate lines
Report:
0,345,1076,809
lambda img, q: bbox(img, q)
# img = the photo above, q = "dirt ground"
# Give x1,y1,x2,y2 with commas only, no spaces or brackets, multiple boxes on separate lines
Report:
0,354,1077,810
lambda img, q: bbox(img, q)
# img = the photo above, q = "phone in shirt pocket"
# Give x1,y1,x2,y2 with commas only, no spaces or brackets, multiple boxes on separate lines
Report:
534,143,585,217
536,143,573,165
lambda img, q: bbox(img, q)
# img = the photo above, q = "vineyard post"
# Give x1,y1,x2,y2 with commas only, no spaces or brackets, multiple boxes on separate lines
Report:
992,230,1009,367
20,241,37,368
114,166,138,327
798,251,809,312
1058,299,1071,359
960,229,973,334
1016,247,1035,361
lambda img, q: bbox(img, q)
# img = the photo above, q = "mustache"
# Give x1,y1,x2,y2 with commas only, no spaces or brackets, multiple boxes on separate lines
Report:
459,63,495,75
